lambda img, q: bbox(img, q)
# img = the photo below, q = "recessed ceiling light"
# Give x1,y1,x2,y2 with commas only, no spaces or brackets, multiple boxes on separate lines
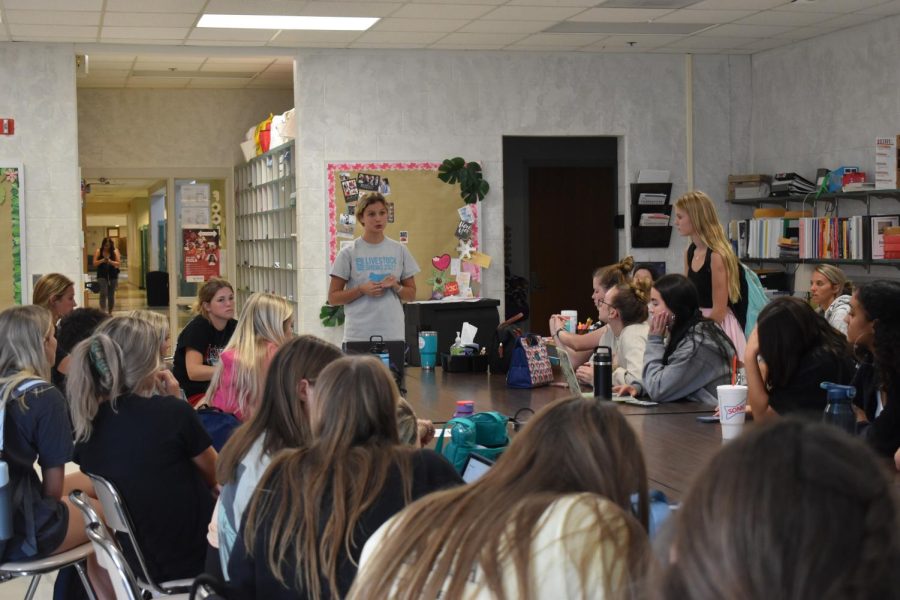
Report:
197,14,379,31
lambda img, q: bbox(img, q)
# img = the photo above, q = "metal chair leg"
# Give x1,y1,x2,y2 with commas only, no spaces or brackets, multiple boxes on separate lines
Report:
75,560,98,600
23,574,41,600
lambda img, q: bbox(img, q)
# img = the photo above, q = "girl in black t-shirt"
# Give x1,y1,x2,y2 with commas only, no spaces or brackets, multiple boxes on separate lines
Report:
228,356,462,600
0,305,113,596
173,278,237,404
746,296,854,421
68,316,218,583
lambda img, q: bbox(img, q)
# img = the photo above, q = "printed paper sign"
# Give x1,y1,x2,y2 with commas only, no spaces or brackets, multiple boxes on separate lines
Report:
464,251,492,268
183,229,220,282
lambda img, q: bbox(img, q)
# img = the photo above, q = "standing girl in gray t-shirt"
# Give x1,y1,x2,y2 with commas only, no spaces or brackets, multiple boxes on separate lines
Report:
328,193,419,342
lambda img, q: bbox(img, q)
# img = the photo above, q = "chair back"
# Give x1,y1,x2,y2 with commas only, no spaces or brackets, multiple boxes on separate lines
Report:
85,522,143,600
69,490,103,530
87,473,165,594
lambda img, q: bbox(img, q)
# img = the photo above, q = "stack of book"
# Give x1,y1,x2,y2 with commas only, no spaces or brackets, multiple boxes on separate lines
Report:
798,215,866,260
770,172,816,196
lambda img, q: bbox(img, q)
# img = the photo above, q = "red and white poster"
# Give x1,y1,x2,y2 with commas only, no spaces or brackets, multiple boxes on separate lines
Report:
183,228,220,282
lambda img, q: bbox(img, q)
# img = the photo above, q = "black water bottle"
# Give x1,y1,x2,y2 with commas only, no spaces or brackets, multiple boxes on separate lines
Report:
591,346,613,400
821,382,857,435
369,335,390,368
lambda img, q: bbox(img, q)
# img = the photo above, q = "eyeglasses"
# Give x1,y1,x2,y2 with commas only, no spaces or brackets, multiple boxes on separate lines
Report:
597,299,617,311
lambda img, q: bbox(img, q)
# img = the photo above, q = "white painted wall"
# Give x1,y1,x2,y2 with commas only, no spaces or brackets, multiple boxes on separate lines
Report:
292,49,756,337
0,43,82,302
77,89,294,168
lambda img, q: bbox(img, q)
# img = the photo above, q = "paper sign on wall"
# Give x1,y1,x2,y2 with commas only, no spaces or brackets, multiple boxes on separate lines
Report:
464,251,492,268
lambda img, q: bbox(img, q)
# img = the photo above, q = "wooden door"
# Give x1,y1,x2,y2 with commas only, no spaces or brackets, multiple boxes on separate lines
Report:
528,167,616,333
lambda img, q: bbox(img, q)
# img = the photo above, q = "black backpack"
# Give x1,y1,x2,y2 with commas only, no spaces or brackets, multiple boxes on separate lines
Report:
488,313,524,375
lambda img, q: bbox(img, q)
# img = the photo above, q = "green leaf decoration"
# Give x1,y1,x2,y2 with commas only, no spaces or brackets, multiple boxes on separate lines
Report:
319,303,345,327
437,157,490,204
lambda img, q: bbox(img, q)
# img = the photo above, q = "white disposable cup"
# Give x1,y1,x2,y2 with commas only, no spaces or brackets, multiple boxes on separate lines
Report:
717,384,748,441
560,310,578,334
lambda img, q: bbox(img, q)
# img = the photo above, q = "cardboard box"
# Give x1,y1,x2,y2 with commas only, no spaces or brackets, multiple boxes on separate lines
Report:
728,174,772,201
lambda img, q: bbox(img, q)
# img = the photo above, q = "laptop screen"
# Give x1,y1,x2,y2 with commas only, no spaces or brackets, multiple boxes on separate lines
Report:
462,453,494,483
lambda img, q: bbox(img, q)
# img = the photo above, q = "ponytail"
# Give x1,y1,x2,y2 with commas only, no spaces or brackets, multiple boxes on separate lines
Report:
68,334,125,442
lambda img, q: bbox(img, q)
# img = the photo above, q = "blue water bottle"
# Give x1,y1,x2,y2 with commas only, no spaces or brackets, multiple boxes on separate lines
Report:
821,382,857,435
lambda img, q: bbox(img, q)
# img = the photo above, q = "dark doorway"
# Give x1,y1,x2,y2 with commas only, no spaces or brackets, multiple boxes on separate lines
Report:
528,166,616,331
503,137,618,333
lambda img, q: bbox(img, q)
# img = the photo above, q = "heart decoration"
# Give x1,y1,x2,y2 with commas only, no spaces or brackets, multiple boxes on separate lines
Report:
432,253,451,272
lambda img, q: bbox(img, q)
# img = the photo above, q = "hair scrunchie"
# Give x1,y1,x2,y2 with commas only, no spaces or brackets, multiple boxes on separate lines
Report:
88,338,113,390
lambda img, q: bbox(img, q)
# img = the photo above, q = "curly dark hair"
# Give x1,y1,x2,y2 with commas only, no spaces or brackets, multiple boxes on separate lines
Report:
856,280,900,392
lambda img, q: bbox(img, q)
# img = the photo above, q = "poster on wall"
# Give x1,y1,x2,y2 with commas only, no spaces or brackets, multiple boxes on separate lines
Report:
181,183,211,228
183,228,220,282
0,165,25,307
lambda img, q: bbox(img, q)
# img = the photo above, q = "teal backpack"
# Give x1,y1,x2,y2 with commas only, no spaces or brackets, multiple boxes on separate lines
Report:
741,264,770,338
434,411,509,473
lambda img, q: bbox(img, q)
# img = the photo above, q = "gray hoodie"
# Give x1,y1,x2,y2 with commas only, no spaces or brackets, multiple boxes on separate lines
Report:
634,328,734,405
824,294,851,335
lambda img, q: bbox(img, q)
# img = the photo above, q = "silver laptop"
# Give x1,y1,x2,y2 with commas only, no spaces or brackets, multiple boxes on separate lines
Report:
557,348,586,396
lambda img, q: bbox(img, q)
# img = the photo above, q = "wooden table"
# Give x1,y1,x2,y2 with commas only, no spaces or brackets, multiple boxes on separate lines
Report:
402,367,724,500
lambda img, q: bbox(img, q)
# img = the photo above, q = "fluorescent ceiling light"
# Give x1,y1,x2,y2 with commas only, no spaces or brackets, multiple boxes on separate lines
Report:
198,14,378,31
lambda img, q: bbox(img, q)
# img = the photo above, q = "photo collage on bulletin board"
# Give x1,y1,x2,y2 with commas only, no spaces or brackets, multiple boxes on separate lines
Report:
327,162,485,300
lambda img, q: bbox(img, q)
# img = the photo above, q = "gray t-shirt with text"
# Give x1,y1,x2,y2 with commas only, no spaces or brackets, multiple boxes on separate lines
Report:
331,237,420,342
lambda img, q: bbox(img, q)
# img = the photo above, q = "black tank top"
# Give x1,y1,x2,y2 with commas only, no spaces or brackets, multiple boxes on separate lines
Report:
687,243,714,308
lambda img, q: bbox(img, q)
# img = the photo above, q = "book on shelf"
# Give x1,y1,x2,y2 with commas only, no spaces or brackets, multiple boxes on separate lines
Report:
770,172,816,196
730,215,868,261
871,215,900,260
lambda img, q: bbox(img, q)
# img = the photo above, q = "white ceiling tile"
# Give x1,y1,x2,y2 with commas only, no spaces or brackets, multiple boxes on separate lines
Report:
0,30,10,41
698,23,793,37
687,0,784,9
816,13,883,29
739,37,793,51
125,77,190,88
507,0,597,5
200,61,271,72
480,6,586,21
272,40,351,47
206,56,281,65
506,44,584,52
106,0,206,13
9,24,98,38
271,30,362,43
372,18,471,32
102,13,199,28
134,59,206,70
859,0,900,16
592,34,685,49
3,10,101,25
777,0,885,12
204,0,319,16
510,32,605,47
666,35,752,49
186,40,272,46
653,9,757,24
254,69,294,79
429,43,510,49
246,79,294,88
87,59,136,70
406,0,505,4
350,42,430,48
459,19,557,33
432,32,528,45
301,2,403,17
2,0,102,9
188,28,277,42
390,4,496,19
186,78,251,88
79,52,137,62
569,8,675,22
770,22,840,39
100,38,184,45
102,27,190,40
354,30,446,43
735,10,839,27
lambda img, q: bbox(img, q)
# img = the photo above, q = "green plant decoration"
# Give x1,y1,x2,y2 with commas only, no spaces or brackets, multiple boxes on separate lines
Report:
319,303,345,327
437,157,490,205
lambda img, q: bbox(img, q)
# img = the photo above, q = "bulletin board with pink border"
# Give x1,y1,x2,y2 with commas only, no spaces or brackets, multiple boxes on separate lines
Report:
327,161,483,301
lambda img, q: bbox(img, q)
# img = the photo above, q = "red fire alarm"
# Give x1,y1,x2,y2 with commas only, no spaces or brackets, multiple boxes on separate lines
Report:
0,119,14,135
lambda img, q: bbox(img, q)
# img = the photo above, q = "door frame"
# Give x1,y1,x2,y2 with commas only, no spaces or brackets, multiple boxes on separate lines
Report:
80,167,234,334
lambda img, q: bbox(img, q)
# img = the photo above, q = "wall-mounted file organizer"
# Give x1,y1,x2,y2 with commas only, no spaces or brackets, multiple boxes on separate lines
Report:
630,182,673,248
233,140,298,327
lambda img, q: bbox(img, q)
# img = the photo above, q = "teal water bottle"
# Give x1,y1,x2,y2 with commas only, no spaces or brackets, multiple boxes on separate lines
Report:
369,335,390,368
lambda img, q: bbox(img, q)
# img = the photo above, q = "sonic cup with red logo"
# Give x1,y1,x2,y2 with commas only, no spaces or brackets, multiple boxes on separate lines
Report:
717,384,748,441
